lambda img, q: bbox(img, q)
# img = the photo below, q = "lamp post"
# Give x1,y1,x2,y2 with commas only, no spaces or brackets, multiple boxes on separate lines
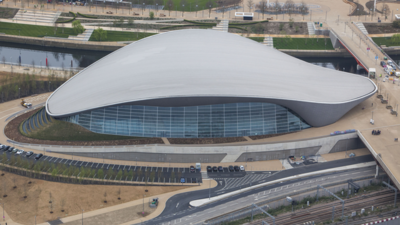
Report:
384,9,386,21
196,5,198,17
82,209,84,225
142,194,146,215
209,4,211,18
156,3,158,15
357,8,359,21
18,87,20,98
142,2,145,15
182,4,184,17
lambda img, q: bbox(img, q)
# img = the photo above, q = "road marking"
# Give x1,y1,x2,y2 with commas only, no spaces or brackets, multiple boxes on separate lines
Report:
42,156,48,161
80,161,84,166
74,161,79,166
176,203,179,208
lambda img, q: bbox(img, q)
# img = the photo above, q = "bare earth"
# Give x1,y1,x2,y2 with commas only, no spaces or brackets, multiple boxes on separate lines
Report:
0,172,189,225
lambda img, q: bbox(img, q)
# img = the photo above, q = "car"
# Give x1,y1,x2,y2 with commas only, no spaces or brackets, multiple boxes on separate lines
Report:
192,178,197,183
218,166,223,172
229,165,234,172
234,166,240,171
240,165,245,171
207,166,212,172
4,146,10,151
212,166,218,172
35,153,43,160
190,166,195,173
381,61,387,67
180,177,185,183
26,151,34,157
12,148,18,154
8,147,14,152
16,150,24,155
387,60,397,70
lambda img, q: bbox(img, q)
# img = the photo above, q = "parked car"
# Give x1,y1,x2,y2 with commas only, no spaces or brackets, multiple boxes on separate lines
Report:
12,148,18,154
388,60,397,70
180,177,186,183
35,153,43,160
4,146,10,151
234,166,240,171
16,150,24,155
218,166,223,172
212,166,218,172
207,166,212,172
240,165,245,171
7,147,14,152
381,61,387,67
190,166,195,173
26,151,34,158
192,178,197,183
229,165,234,172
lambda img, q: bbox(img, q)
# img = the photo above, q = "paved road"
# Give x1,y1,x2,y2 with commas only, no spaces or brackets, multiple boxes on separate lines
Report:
141,155,375,225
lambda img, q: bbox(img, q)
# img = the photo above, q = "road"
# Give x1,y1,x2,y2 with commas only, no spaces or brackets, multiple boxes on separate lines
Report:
141,155,375,225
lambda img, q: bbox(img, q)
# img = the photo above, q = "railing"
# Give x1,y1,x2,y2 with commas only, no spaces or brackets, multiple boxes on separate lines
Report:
349,21,400,71
2,61,84,72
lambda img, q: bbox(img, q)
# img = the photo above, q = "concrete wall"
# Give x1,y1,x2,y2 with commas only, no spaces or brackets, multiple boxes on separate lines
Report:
281,49,352,58
0,34,122,52
329,30,345,49
12,133,363,163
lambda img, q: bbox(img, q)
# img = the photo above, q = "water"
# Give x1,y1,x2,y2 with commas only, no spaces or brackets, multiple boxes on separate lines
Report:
0,42,109,69
0,41,399,73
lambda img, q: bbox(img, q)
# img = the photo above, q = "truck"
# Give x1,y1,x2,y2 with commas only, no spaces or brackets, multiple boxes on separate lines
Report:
20,99,32,108
368,68,376,79
385,65,394,76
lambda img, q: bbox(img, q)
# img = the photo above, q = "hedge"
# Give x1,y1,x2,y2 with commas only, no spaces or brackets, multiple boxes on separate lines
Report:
228,25,247,31
56,11,76,23
184,19,217,26
160,24,214,30
230,20,269,26
77,12,98,19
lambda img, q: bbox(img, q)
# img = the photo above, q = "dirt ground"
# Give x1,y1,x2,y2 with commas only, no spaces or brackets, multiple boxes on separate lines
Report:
364,23,400,34
0,172,189,224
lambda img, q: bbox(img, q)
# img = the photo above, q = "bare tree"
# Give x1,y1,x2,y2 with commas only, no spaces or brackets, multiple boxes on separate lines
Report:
206,0,213,18
104,191,107,203
53,23,58,35
13,177,17,189
284,0,295,19
166,0,174,16
23,182,28,198
274,0,281,19
299,2,309,20
246,0,253,12
3,180,7,197
381,3,390,20
117,188,121,200
2,56,5,67
256,0,267,19
180,0,187,17
49,192,52,203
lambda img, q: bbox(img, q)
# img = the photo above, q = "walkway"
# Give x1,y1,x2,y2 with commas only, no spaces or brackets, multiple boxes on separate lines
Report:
13,9,60,24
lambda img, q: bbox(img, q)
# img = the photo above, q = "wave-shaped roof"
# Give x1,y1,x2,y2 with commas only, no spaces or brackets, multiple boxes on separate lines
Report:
46,29,376,117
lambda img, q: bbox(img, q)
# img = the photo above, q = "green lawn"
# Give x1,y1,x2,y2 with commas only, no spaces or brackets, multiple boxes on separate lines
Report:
372,37,400,47
89,30,155,41
0,22,77,38
128,0,217,12
25,119,139,142
247,37,334,50
273,37,334,50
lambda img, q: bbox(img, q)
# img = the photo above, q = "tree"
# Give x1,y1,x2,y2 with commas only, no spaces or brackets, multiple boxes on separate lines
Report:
117,188,121,200
128,18,134,26
246,0,254,12
53,23,58,35
2,56,5,67
284,0,295,19
274,0,281,19
180,0,187,16
116,170,123,180
381,3,390,20
166,0,174,16
61,198,66,212
391,34,400,45
98,168,104,180
93,28,107,41
72,20,84,34
149,11,154,19
256,0,267,19
206,0,213,18
103,191,108,203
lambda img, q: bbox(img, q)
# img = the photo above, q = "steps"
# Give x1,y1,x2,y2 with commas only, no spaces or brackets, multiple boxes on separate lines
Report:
354,22,369,35
307,22,315,35
212,20,229,32
13,10,60,24
263,36,273,47
68,29,94,42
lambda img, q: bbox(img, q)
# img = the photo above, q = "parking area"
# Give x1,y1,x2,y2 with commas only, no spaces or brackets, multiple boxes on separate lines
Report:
0,147,202,184
214,171,277,192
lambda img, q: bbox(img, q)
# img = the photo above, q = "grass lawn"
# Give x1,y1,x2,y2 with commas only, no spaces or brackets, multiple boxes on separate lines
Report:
129,0,218,12
26,119,139,141
274,37,334,50
89,30,155,41
372,37,400,47
0,22,77,38
248,37,334,50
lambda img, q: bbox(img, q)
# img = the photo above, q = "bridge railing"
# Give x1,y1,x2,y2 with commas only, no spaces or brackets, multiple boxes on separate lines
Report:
349,22,400,71
330,27,369,71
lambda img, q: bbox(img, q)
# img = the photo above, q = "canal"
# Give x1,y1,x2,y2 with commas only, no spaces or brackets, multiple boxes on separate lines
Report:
0,41,399,74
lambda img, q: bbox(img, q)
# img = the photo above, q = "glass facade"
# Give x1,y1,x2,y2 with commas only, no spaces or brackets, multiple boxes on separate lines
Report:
63,102,311,138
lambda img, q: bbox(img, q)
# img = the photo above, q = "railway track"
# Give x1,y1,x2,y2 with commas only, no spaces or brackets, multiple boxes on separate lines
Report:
248,190,398,225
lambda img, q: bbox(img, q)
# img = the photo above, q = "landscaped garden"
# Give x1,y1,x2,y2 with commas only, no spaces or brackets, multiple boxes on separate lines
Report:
248,37,334,50
0,22,76,38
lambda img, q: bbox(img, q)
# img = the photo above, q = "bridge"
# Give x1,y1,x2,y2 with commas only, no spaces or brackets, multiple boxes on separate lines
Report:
327,21,400,190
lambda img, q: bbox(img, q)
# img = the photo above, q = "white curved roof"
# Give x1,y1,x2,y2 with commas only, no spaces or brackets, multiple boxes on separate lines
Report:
46,29,376,116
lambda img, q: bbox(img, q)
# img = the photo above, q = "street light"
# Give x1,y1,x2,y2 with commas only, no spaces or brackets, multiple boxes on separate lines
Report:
142,194,146,215
196,5,198,17
182,4,184,17
209,4,211,18
142,2,145,15
82,209,84,225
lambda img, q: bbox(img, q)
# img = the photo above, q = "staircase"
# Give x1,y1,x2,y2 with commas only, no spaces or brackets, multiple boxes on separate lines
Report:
212,20,229,32
13,10,60,24
263,36,273,47
68,29,94,42
354,22,369,35
307,22,315,35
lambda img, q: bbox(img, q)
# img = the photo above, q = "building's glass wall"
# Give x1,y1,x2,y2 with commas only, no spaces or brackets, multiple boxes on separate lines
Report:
63,103,311,138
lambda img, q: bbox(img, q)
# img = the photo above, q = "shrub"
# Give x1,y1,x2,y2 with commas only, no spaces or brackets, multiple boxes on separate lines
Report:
56,11,76,23
77,12,97,18
289,18,294,28
391,33,400,45
72,20,84,34
149,11,154,20
279,23,284,31
393,21,400,28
